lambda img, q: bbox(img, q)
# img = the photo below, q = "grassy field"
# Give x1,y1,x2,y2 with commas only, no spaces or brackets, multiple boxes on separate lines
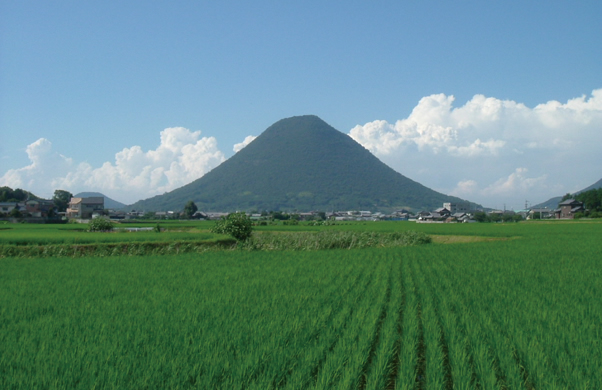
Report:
1,220,601,388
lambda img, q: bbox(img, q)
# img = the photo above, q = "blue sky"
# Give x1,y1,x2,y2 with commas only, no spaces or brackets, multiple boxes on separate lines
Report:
1,1,601,209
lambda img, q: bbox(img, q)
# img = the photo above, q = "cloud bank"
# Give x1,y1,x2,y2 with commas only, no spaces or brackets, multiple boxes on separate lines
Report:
0,128,226,204
349,89,602,208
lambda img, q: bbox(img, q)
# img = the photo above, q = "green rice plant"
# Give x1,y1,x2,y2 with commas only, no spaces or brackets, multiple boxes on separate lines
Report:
1,220,601,388
312,255,391,389
411,258,448,389
362,258,404,389
396,258,420,390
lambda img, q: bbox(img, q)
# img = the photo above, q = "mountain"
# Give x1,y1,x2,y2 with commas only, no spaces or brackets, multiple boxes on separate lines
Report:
75,192,126,210
532,178,602,209
128,115,474,212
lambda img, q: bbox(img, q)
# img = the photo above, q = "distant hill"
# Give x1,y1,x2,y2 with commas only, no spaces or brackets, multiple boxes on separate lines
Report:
128,115,475,212
75,192,126,210
532,178,602,209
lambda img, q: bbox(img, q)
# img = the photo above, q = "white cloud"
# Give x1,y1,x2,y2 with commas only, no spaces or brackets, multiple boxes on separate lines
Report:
450,179,479,197
481,168,548,197
233,135,257,153
451,169,553,208
349,89,602,208
0,127,225,204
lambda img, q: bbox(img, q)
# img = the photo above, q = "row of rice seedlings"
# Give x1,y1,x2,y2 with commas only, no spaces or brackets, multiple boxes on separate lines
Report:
426,255,523,390
279,269,375,390
250,253,380,389
395,257,420,389
473,259,589,388
410,255,472,390
202,252,371,388
426,250,529,389
362,257,404,389
428,245,575,388
0,251,373,388
190,251,374,389
311,254,391,389
454,249,576,388
411,256,447,389
493,246,602,387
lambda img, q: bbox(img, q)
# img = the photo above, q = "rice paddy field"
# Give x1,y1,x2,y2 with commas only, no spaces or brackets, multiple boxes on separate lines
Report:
1,220,601,389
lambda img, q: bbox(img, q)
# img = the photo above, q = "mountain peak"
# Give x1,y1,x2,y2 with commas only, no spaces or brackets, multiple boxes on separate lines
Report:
129,116,469,212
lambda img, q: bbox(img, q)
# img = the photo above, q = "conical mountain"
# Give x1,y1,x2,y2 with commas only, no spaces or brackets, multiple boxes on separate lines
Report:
129,115,471,212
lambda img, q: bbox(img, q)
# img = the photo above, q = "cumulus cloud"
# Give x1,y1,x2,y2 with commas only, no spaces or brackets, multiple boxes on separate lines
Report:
451,169,554,205
0,138,74,190
0,127,225,204
481,168,548,197
350,89,602,208
233,135,257,153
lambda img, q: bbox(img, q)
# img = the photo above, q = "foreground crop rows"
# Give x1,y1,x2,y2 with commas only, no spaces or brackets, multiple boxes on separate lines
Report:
1,224,601,388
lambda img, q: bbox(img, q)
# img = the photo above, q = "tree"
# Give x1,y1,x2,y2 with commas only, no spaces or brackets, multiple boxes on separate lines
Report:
0,187,34,202
183,200,198,219
88,217,114,232
474,212,488,223
575,188,602,212
211,212,253,241
8,207,22,218
53,190,73,212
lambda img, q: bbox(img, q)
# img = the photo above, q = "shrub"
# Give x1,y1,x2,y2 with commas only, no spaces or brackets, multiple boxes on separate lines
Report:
88,218,114,232
211,212,253,241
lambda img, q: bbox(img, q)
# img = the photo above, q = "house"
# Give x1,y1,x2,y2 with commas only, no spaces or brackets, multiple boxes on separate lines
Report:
434,207,451,218
66,197,105,219
556,199,585,219
0,202,25,216
24,199,55,218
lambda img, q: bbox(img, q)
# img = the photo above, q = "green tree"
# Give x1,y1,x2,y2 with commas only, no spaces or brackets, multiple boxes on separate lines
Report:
53,190,73,212
576,188,602,212
474,212,488,223
183,200,198,219
512,214,524,222
8,207,22,218
211,212,253,241
0,187,33,202
88,218,114,232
